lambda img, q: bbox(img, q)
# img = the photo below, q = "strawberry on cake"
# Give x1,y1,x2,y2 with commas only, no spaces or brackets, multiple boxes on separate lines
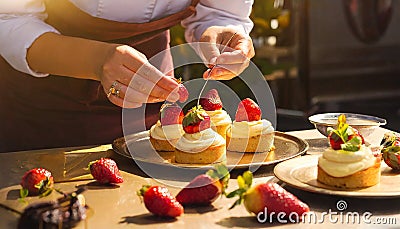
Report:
226,98,274,153
175,106,226,164
149,103,185,152
317,114,381,189
199,89,232,139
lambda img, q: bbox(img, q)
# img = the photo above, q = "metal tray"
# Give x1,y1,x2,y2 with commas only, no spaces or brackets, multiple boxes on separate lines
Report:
113,131,308,170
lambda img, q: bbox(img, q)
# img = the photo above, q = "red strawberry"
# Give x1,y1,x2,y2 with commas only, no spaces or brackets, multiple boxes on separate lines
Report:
227,171,309,221
182,106,211,134
138,185,183,218
383,149,400,170
199,89,223,111
160,103,184,126
235,98,262,122
327,114,364,151
176,164,229,206
328,131,344,150
174,78,189,103
88,158,123,184
20,168,54,198
381,132,400,170
351,129,365,145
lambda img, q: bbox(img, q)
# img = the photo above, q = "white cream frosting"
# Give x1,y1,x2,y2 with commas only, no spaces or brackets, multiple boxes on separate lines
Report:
176,128,225,153
206,110,232,126
318,145,377,177
149,121,184,140
227,119,274,138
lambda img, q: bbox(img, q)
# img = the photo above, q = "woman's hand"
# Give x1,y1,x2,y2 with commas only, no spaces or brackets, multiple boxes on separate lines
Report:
99,45,180,108
199,26,255,80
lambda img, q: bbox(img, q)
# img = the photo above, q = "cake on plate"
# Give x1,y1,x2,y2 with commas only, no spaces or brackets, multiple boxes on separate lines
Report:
317,114,381,189
199,89,232,139
175,105,226,164
226,98,274,153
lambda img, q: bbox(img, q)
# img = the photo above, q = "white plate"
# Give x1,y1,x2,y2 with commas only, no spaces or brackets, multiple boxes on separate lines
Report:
274,155,400,198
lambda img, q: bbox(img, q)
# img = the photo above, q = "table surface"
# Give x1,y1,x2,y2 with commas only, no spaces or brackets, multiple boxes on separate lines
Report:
1,128,399,229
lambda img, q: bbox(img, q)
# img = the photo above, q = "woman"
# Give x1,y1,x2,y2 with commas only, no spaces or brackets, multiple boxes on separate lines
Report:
0,0,254,152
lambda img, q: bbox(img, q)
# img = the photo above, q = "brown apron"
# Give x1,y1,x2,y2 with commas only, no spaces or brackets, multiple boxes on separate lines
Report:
0,0,199,152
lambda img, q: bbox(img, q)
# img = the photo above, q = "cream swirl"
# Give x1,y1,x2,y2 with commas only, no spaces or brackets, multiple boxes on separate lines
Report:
206,110,232,126
318,145,377,177
227,119,274,138
149,121,184,140
176,128,225,153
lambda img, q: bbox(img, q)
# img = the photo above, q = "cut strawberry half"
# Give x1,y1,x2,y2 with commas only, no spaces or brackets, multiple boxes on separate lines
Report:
160,103,184,126
199,89,223,111
235,98,262,122
182,106,211,134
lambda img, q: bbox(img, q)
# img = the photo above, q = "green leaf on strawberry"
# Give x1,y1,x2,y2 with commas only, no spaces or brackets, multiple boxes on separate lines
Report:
381,133,400,170
176,163,230,206
226,170,310,219
327,114,363,152
341,136,362,151
20,188,29,199
205,163,230,194
182,105,211,134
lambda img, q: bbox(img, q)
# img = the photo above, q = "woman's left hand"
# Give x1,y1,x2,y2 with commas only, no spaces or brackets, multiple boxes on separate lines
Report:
199,26,255,80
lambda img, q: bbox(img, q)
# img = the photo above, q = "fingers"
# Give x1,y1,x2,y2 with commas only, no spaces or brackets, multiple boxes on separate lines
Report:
101,45,180,107
105,80,174,106
199,27,255,81
215,50,248,65
203,60,250,80
126,62,180,101
199,42,220,67
129,74,179,102
123,56,178,92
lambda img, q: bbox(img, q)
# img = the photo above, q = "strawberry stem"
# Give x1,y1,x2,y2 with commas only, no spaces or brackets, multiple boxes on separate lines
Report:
206,163,230,194
226,170,253,210
137,185,151,197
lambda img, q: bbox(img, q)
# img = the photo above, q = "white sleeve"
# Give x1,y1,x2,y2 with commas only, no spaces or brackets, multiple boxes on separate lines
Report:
0,1,60,77
181,0,254,42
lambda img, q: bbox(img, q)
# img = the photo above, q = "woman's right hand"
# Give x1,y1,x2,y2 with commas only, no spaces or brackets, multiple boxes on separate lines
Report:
99,44,180,108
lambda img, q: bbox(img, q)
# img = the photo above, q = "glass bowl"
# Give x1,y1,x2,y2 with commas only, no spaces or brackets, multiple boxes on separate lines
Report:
308,113,387,138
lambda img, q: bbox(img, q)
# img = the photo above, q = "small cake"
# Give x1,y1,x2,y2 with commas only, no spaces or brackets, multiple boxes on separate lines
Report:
226,98,274,152
149,103,184,152
175,106,226,164
199,89,232,139
317,114,381,189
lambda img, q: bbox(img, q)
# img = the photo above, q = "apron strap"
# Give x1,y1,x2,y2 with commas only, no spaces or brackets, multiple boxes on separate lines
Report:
44,0,199,41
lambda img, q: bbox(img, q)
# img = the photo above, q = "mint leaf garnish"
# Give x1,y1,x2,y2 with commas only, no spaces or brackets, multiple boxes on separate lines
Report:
341,136,362,152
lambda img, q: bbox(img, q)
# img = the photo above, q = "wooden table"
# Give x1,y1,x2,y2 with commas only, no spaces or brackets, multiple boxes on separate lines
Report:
1,128,399,228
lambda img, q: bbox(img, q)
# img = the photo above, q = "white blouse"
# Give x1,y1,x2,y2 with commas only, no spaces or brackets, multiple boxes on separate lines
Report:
0,0,253,77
